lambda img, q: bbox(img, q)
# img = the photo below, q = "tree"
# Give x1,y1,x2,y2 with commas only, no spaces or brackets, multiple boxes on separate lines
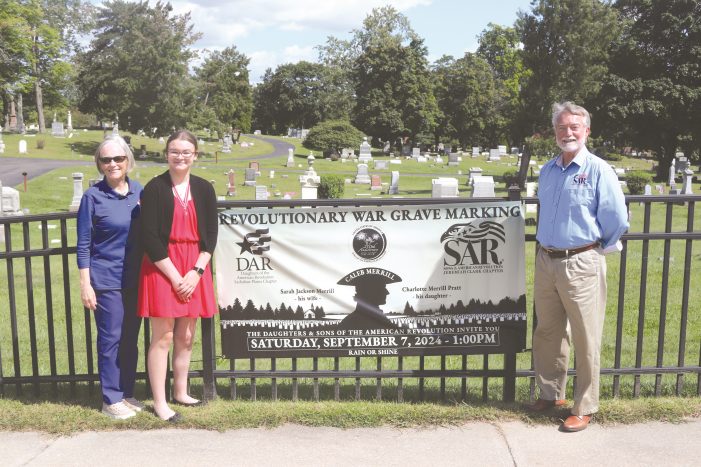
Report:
252,61,349,134
194,46,253,133
431,53,503,148
350,7,438,143
517,0,620,133
303,120,365,155
477,23,531,144
77,0,199,135
597,0,701,178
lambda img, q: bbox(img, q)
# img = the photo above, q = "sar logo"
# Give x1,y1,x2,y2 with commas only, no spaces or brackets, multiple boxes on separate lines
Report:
441,221,505,266
352,226,387,261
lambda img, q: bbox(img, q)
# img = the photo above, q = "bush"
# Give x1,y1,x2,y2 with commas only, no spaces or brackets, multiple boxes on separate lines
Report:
603,152,623,162
318,175,345,199
625,171,652,195
502,169,519,188
303,120,365,156
36,139,45,149
525,133,558,158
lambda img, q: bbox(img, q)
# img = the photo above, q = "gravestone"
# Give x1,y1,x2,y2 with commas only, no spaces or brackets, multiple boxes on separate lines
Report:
269,170,275,179
307,153,315,166
286,148,295,167
298,166,320,186
359,137,372,163
511,147,519,155
374,160,388,170
472,176,496,198
656,184,664,194
255,185,269,201
227,169,236,196
526,182,538,213
411,148,421,160
388,171,400,195
488,149,501,161
472,147,480,157
66,111,73,131
644,184,652,196
669,159,676,186
431,178,459,198
468,167,483,185
249,161,260,175
1,185,22,214
448,153,460,167
51,122,65,137
681,169,694,195
19,140,27,154
301,184,317,199
370,175,382,191
677,156,690,173
401,144,411,157
221,135,232,153
68,172,84,212
341,148,352,159
355,163,371,184
244,168,257,186
498,145,507,156
434,155,443,164
416,156,427,163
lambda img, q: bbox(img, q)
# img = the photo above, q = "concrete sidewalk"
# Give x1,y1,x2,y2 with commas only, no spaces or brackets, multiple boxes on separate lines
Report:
3,419,700,466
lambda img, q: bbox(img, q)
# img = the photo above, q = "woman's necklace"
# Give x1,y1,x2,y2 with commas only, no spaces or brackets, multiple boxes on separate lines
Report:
172,180,190,215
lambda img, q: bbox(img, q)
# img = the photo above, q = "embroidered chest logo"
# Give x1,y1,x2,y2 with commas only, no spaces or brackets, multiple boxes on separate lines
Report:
572,173,588,185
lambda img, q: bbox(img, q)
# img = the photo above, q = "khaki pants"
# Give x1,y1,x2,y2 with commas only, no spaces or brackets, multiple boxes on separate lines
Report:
533,247,607,415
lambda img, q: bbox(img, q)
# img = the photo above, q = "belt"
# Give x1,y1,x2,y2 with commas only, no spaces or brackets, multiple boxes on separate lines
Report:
540,242,599,258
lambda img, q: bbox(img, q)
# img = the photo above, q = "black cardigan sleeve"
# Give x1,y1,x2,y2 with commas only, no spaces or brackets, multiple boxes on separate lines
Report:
192,175,219,255
140,173,171,262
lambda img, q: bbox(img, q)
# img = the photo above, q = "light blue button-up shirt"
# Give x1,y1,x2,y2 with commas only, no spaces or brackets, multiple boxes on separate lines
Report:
536,147,629,250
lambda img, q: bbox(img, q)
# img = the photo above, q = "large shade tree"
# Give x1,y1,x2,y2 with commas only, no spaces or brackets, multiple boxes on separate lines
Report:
596,0,701,178
517,0,620,133
77,0,199,135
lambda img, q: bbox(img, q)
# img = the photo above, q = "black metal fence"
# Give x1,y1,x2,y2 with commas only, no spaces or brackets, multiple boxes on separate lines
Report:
1,194,699,403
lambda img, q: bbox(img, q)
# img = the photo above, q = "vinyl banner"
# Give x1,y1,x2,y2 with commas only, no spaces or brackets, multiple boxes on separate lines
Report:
215,202,527,358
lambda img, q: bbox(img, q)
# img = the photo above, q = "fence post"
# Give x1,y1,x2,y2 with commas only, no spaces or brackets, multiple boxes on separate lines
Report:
504,352,517,402
201,318,217,401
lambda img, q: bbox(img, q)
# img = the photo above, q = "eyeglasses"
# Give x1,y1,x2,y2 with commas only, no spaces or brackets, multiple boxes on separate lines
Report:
99,155,127,164
167,150,196,158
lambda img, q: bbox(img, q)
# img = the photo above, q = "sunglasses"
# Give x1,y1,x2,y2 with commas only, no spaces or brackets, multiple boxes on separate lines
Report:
99,156,127,164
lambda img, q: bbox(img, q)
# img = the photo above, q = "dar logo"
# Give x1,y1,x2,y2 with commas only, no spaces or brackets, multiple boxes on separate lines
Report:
352,226,387,261
237,228,271,256
440,221,505,266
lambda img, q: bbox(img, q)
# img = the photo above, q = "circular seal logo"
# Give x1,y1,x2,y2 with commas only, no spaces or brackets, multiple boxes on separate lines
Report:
352,226,387,261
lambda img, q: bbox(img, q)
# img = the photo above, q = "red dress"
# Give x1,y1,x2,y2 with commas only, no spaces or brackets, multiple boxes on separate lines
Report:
137,198,217,318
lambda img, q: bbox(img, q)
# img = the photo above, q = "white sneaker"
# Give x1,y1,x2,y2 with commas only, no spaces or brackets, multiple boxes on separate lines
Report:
122,397,145,412
102,401,136,420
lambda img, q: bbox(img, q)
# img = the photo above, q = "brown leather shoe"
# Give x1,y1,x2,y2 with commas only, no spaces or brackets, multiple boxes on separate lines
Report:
527,398,567,412
561,414,592,432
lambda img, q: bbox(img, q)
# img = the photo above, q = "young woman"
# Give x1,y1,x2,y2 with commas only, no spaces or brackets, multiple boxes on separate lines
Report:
138,129,218,422
77,135,143,419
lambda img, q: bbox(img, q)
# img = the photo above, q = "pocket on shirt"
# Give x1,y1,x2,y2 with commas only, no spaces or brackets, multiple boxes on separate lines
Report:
568,188,594,206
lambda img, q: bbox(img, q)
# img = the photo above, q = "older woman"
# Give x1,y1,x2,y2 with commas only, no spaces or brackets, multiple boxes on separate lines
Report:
138,129,217,422
77,135,143,419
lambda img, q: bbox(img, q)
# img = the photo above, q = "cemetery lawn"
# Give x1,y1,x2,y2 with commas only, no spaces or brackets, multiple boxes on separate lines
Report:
0,396,698,434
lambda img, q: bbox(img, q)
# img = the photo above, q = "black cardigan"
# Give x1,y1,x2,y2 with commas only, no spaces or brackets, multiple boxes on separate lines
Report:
140,171,218,263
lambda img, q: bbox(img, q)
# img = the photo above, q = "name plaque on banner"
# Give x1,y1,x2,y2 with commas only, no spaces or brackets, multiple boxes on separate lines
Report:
215,202,527,358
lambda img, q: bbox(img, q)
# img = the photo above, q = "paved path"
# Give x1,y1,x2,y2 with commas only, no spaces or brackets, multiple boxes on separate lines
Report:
2,419,700,466
246,134,295,159
0,157,92,188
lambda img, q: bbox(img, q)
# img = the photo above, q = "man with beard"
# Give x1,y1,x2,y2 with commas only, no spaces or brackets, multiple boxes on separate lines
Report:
528,102,629,432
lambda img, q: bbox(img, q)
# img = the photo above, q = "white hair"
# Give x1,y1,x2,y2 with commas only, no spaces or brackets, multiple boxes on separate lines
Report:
552,101,591,129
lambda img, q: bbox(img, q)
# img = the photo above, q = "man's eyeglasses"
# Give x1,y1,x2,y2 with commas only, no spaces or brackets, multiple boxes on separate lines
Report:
99,155,127,164
167,150,195,158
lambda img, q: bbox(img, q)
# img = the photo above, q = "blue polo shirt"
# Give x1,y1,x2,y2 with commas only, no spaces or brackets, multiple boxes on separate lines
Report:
76,177,143,290
536,147,629,250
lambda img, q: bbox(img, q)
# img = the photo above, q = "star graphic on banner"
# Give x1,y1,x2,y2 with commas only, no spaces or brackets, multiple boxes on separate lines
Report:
236,238,254,254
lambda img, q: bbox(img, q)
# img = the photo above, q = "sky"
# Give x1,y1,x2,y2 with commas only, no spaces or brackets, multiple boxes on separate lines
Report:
92,0,534,82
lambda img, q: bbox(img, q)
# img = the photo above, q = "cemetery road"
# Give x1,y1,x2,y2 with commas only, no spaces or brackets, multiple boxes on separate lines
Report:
0,157,91,188
246,134,295,159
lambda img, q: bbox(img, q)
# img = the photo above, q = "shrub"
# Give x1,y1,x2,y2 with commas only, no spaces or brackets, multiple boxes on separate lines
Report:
625,171,652,195
603,152,623,162
318,175,345,199
525,133,558,158
36,139,45,149
502,169,519,188
303,120,365,157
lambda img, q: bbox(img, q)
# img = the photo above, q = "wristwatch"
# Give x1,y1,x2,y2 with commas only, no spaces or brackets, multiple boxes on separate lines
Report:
192,266,204,276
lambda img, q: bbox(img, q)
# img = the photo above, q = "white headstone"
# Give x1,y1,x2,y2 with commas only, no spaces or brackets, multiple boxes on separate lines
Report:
374,160,388,170
389,171,400,195
681,169,694,195
19,140,27,154
511,147,519,155
489,149,501,161
669,159,676,186
359,137,372,163
448,153,459,167
287,148,295,167
68,172,84,212
644,184,652,196
431,178,459,198
51,122,65,137
354,163,371,184
526,182,538,213
255,185,269,201
472,147,480,157
1,185,21,213
412,147,421,159
498,145,507,156
301,185,317,199
472,176,496,198
299,166,320,186
66,111,73,131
